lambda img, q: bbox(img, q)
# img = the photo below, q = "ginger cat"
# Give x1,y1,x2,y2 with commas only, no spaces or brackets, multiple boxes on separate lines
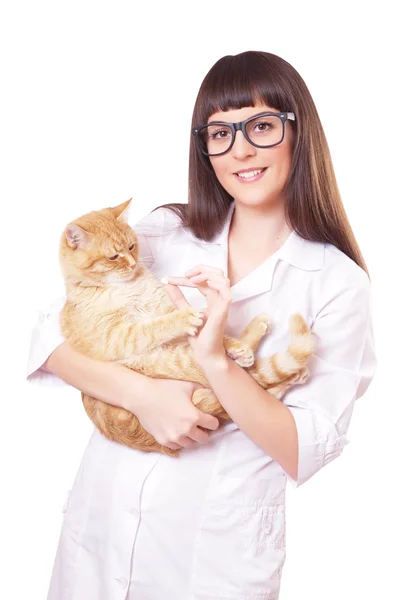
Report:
59,199,314,456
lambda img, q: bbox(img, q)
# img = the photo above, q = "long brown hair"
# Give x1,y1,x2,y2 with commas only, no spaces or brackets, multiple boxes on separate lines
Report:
157,51,368,274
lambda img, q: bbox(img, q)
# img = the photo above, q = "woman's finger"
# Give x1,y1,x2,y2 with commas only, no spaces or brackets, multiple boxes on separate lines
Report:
206,280,232,303
185,265,225,278
164,274,231,309
163,283,191,310
175,436,196,449
189,273,230,287
162,276,196,288
163,273,231,296
188,427,210,444
164,278,216,306
163,442,181,450
196,280,231,304
190,275,231,304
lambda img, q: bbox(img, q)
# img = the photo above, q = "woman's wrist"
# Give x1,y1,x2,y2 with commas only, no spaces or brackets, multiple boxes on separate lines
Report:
195,351,229,374
120,369,154,413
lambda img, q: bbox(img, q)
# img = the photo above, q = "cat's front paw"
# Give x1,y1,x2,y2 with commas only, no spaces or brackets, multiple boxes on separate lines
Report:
177,308,205,337
225,341,255,367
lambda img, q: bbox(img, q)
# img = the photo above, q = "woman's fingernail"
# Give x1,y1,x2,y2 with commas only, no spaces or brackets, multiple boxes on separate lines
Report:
160,277,169,285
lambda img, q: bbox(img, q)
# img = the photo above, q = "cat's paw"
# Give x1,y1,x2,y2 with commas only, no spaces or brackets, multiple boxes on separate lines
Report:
292,366,309,384
177,308,205,336
226,341,255,367
249,313,271,336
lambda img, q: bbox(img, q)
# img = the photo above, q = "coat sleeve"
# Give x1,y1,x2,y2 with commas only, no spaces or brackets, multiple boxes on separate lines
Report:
26,207,174,386
282,267,377,488
26,296,69,386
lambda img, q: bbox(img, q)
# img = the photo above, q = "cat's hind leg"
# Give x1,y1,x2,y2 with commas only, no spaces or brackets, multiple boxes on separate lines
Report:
239,313,271,352
222,314,270,367
223,335,255,367
248,313,313,395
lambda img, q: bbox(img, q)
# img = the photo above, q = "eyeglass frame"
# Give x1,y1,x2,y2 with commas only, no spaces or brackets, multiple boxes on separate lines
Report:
192,111,296,157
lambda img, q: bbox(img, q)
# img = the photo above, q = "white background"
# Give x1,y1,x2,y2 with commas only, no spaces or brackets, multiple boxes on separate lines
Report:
1,1,396,598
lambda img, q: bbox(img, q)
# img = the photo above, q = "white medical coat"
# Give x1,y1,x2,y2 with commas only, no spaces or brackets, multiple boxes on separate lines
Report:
27,201,377,600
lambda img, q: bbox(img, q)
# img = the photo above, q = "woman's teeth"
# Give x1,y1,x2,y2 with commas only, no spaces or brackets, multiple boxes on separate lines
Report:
237,168,266,179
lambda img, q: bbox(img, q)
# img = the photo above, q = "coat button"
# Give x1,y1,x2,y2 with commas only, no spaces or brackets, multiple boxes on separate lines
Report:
115,577,128,589
129,508,140,518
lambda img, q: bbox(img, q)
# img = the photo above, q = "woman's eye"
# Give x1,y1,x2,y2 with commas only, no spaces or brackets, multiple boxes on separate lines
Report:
253,120,273,132
129,244,135,251
209,127,231,140
108,254,119,261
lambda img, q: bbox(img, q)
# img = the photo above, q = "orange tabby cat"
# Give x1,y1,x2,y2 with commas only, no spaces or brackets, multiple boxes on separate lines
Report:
59,199,314,456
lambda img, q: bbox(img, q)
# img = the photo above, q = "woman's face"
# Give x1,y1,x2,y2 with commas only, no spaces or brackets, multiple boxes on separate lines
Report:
208,103,294,210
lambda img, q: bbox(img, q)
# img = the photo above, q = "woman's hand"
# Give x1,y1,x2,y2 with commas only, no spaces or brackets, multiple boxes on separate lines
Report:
125,264,231,451
162,264,232,366
129,378,220,450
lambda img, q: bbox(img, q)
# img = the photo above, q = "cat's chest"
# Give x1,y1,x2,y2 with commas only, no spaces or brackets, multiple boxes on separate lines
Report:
108,281,172,319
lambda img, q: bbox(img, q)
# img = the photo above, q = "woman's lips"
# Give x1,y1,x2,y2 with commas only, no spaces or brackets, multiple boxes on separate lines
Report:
233,167,267,183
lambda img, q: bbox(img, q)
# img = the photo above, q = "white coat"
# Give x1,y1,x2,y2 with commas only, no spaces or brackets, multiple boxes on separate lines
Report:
27,201,377,600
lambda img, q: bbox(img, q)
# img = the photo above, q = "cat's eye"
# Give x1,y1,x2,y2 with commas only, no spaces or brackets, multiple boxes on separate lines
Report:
129,244,135,251
108,254,119,261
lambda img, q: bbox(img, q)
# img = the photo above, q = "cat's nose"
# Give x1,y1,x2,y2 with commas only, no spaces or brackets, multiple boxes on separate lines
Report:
126,256,136,269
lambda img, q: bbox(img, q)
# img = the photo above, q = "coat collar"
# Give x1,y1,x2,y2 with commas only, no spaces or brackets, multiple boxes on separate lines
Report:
181,202,326,303
182,201,325,272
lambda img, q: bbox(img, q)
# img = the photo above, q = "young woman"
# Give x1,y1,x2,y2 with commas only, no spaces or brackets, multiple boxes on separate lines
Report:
27,50,376,600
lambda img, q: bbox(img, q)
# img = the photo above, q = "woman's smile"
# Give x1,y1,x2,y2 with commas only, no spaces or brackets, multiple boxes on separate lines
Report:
233,167,268,182
207,103,293,208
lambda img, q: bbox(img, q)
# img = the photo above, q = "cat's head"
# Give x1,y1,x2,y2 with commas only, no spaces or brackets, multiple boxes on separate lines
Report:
60,199,141,286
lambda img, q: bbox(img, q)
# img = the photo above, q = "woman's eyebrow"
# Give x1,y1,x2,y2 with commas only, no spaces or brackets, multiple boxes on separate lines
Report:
207,110,273,125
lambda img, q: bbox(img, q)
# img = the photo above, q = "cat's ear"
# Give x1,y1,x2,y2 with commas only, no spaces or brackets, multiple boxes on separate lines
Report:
112,198,132,223
64,224,91,249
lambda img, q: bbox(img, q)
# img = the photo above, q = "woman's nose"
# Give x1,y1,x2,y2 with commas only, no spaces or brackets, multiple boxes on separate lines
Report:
230,130,256,159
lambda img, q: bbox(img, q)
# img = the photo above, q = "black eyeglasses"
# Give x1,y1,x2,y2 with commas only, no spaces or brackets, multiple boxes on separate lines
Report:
192,111,296,157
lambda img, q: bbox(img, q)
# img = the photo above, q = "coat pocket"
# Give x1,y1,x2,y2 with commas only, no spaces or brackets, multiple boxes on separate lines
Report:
191,475,286,599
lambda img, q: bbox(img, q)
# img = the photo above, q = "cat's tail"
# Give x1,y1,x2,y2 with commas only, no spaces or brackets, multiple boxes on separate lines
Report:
250,313,314,385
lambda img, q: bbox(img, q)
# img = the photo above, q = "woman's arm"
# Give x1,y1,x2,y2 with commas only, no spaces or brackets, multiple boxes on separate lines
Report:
44,342,152,411
198,355,299,479
164,263,376,487
28,315,219,450
164,269,298,477
28,209,220,448
44,344,219,448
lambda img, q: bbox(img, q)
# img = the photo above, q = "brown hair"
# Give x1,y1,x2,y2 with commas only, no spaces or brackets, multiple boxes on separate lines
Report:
156,51,368,274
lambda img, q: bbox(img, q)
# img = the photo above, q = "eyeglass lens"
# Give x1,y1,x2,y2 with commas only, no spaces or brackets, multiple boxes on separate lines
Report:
199,114,284,156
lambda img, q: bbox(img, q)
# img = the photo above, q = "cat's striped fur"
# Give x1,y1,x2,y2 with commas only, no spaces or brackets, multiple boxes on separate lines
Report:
59,200,314,456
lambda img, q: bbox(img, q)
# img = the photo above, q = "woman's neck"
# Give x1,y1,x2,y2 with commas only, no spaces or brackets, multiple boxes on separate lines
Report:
229,201,292,252
226,201,292,287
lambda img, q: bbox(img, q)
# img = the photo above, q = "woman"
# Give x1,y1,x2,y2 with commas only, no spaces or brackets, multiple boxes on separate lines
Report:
27,51,376,599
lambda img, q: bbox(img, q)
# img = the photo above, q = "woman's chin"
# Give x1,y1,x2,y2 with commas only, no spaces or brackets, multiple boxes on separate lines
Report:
234,193,282,209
